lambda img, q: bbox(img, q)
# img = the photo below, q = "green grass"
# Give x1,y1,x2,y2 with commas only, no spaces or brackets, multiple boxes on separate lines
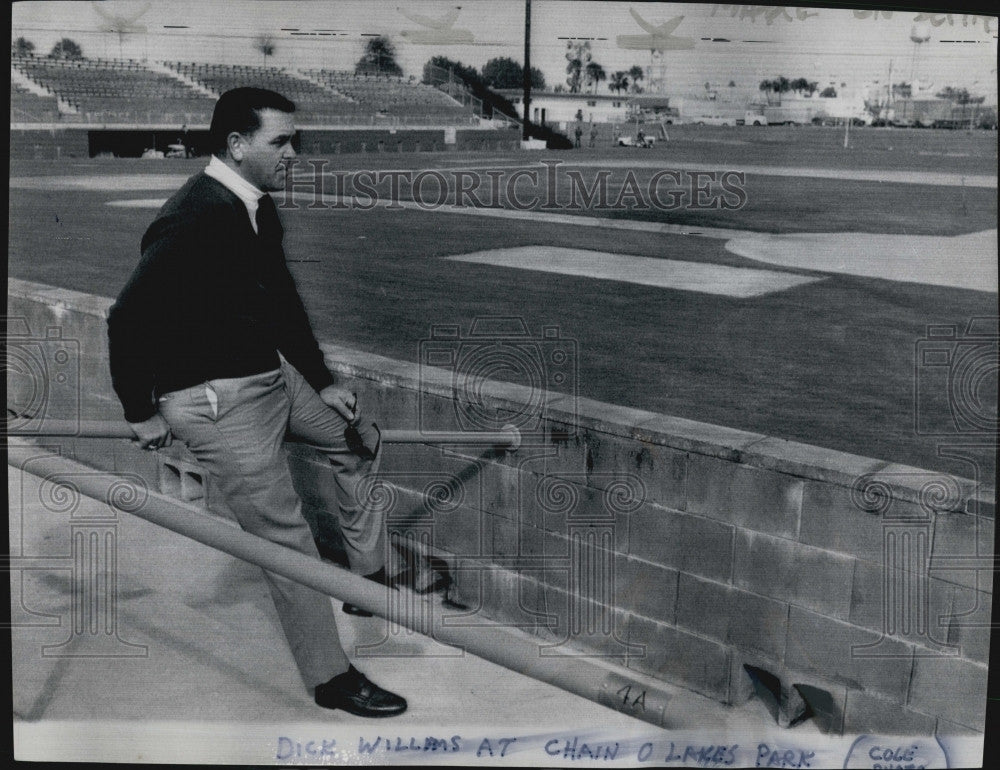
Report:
7,129,998,481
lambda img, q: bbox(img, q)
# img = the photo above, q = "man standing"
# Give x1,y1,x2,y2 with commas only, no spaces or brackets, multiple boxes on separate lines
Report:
107,87,406,718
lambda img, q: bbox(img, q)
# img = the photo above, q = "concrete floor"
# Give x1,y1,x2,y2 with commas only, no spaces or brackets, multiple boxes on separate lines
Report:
9,465,981,766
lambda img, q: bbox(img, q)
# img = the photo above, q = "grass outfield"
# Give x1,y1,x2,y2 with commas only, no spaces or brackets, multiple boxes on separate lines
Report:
580,124,998,176
12,124,997,177
7,129,998,482
15,142,995,238
324,168,996,236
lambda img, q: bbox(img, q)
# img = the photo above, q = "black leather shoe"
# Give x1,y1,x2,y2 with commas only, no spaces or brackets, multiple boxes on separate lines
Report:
390,565,450,595
315,666,407,717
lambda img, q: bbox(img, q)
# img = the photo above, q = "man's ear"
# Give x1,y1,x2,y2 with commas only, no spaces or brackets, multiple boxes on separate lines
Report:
227,131,244,162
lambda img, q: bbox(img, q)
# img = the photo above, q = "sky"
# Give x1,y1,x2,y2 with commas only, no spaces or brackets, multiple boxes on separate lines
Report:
10,1,999,102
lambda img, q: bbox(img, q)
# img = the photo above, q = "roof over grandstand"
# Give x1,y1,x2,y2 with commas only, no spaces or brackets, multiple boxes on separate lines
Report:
11,1,998,101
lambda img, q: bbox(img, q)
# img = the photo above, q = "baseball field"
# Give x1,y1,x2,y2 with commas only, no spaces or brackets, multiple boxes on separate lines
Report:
8,124,998,481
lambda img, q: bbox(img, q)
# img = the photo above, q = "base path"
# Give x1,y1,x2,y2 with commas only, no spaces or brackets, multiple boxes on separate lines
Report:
725,229,998,292
103,191,996,292
536,160,997,189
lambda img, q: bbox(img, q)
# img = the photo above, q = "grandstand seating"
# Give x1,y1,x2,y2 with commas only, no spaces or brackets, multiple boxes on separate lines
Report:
165,61,362,122
10,83,61,122
11,55,215,123
10,56,479,126
168,62,474,123
304,68,470,119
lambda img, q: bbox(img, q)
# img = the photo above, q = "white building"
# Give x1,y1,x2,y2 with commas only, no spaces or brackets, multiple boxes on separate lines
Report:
499,90,631,127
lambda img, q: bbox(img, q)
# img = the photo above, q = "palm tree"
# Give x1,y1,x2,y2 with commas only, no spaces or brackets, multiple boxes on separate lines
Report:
610,70,629,95
893,82,913,99
564,41,591,93
628,65,644,93
565,59,582,93
585,62,606,94
50,38,84,60
356,36,403,77
12,37,35,57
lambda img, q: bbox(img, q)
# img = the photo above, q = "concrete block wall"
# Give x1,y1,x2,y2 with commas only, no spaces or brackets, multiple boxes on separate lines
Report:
8,127,519,160
9,127,91,159
283,128,520,156
7,278,994,734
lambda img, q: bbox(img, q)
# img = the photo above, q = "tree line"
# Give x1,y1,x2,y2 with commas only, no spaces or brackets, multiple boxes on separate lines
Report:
13,36,85,59
758,76,825,97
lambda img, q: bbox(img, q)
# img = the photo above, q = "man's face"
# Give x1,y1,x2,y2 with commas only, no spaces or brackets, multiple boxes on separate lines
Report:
232,108,296,192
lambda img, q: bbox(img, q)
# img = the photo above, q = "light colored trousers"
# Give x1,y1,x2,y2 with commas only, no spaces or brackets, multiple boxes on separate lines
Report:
158,358,383,688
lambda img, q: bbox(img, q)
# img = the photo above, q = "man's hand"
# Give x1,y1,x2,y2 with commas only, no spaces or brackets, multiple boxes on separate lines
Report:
319,385,360,424
128,414,172,450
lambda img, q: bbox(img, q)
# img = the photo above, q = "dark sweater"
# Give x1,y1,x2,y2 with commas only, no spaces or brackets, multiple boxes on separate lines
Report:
108,173,335,423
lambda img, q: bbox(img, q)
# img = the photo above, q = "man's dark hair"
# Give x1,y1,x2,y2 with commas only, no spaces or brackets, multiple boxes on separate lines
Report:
209,87,295,156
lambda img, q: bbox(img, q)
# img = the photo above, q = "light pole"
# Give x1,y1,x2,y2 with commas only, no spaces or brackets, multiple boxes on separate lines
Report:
522,0,532,142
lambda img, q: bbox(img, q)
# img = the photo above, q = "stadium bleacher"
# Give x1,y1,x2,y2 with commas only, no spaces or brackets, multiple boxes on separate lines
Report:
11,54,216,123
10,54,478,126
9,82,61,122
303,68,470,120
165,60,361,123
169,62,474,124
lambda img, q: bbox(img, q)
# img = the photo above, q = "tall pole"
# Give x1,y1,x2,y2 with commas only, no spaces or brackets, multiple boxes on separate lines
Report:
523,0,532,141
887,58,893,123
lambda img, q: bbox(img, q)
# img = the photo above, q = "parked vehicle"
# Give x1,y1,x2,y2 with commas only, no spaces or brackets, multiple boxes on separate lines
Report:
736,111,768,126
617,133,656,147
693,115,735,126
762,106,813,125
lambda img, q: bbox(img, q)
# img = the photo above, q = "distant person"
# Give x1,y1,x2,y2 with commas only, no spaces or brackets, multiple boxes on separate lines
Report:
108,87,407,718
636,127,645,145
179,123,192,157
574,123,583,148
589,123,598,148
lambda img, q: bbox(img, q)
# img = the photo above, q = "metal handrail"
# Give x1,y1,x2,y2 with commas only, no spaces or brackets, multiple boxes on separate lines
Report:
6,442,673,728
3,418,521,450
